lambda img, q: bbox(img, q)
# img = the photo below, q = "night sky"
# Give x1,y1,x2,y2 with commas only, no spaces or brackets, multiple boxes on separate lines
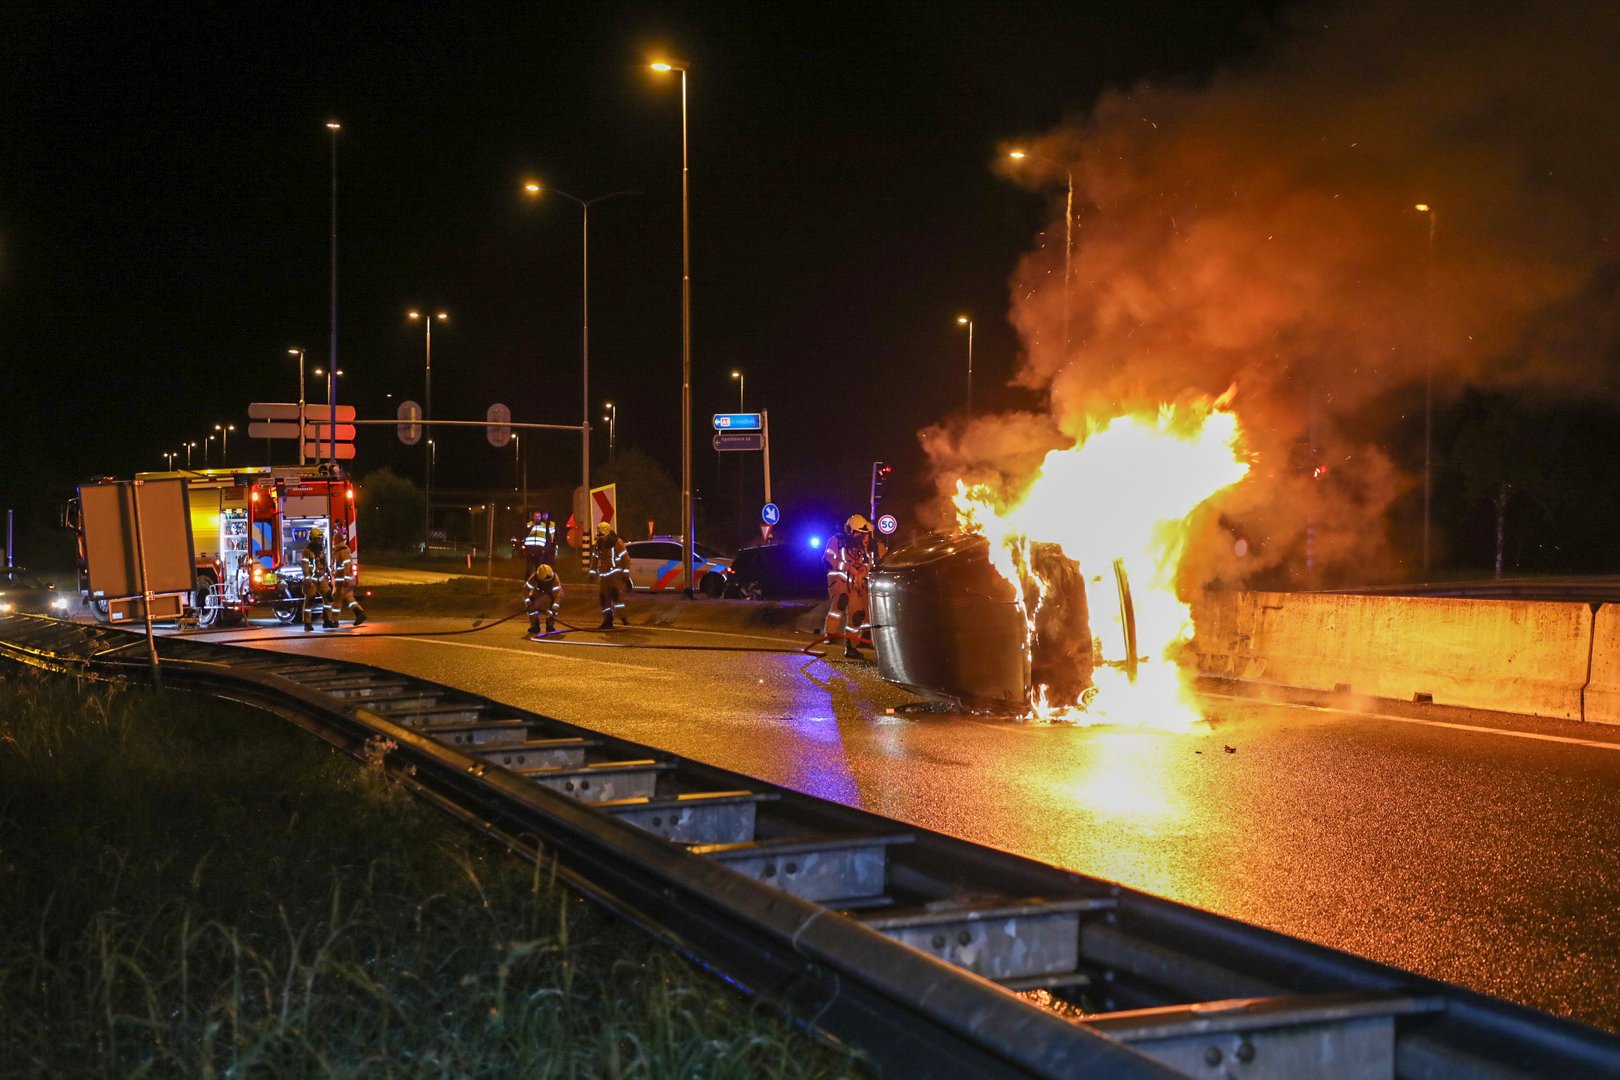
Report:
1,1,1281,552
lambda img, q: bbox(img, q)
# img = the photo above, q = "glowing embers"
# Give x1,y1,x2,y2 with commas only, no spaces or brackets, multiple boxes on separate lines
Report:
954,400,1250,726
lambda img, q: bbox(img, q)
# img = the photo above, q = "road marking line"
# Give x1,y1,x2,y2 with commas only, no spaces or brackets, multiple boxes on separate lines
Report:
392,635,666,672
1199,692,1620,752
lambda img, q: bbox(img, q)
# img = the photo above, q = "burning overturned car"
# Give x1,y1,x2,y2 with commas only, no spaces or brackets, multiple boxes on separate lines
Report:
871,402,1249,719
868,532,1116,712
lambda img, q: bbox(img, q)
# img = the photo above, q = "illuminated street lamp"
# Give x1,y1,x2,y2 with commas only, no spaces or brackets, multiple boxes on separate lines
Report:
204,434,215,467
1008,149,1075,355
408,310,448,548
956,315,974,415
214,423,235,466
326,120,341,471
185,441,196,469
522,181,636,559
730,369,744,412
1415,201,1437,575
650,57,695,596
288,348,307,465
163,450,177,470
604,401,617,460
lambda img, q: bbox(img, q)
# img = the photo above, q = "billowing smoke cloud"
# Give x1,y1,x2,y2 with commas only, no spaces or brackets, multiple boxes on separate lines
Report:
925,0,1620,587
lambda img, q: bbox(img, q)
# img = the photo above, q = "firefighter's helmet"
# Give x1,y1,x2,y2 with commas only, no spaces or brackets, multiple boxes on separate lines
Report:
537,563,555,580
595,521,612,538
844,515,872,535
307,526,325,549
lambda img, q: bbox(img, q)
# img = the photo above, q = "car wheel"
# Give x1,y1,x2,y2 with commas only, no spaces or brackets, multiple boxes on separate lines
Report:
742,580,765,601
193,574,221,629
88,597,111,623
700,572,725,598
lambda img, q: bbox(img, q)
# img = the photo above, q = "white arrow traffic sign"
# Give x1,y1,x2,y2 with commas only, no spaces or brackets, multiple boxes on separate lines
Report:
304,423,356,442
250,402,354,422
247,421,300,440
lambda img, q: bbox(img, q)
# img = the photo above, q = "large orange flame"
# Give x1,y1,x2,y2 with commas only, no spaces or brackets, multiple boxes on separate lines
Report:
953,399,1250,726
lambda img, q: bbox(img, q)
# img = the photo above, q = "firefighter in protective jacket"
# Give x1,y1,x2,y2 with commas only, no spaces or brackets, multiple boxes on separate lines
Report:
525,563,563,635
823,515,876,659
522,512,556,575
591,522,630,629
329,531,366,627
300,527,332,632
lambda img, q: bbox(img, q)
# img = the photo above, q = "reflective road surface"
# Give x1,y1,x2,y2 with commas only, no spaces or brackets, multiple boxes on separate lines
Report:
200,615,1620,1033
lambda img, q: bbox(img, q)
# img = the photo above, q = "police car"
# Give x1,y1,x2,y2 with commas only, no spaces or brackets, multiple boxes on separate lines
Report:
624,536,732,597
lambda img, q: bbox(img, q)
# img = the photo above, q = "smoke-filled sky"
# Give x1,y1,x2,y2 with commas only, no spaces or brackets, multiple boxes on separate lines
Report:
926,0,1620,585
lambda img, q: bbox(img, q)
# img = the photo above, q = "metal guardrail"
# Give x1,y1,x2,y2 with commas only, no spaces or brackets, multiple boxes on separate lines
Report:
3,613,1618,1080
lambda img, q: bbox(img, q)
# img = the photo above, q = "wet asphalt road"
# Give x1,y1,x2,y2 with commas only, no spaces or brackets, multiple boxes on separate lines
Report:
203,613,1620,1034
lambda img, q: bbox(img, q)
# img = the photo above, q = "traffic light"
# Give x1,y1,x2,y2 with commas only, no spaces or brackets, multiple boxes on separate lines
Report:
870,461,893,520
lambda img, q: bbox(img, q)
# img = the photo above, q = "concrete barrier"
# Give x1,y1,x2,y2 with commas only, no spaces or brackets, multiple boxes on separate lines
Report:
1583,604,1620,725
1193,590,1593,721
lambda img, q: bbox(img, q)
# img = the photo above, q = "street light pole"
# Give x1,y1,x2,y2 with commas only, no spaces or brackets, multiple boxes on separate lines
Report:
957,315,974,415
651,59,694,596
185,442,195,469
1008,150,1074,355
289,348,306,466
522,183,636,564
731,369,744,412
204,435,215,468
1416,202,1437,576
408,311,448,548
163,451,176,470
604,402,617,461
326,121,341,473
215,423,234,467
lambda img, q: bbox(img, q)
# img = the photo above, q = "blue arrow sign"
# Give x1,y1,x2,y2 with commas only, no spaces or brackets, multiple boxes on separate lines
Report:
713,432,765,451
713,412,763,431
762,502,781,525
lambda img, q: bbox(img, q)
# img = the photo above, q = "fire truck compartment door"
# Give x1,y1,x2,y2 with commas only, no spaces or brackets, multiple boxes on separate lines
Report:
281,495,330,518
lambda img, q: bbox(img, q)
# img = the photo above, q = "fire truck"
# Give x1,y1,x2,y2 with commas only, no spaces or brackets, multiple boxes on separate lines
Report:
69,466,357,628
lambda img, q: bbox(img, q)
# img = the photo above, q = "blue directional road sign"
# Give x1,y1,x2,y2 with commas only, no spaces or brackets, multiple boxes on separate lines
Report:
712,412,763,431
713,432,765,451
762,502,781,526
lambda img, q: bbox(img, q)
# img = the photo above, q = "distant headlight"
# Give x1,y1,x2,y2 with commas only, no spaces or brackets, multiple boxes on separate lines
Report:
0,601,11,612
52,597,70,611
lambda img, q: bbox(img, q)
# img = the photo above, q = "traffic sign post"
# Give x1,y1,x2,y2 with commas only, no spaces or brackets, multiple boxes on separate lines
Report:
711,410,772,507
486,403,512,448
712,432,764,451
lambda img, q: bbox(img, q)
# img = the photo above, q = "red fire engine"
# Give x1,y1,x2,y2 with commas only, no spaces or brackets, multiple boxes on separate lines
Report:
70,465,357,627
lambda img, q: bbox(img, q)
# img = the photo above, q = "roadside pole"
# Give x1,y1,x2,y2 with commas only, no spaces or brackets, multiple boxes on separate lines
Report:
129,480,162,690
762,409,773,506
486,505,495,592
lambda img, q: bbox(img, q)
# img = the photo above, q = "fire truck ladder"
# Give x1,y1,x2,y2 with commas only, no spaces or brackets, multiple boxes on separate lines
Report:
0,613,1615,1080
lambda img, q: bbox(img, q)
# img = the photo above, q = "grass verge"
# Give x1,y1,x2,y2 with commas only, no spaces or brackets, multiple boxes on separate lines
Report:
0,666,868,1079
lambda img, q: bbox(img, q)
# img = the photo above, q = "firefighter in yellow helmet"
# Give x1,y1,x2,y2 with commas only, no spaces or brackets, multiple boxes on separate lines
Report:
300,526,331,632
329,530,365,627
823,514,875,659
525,562,562,636
591,521,630,629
